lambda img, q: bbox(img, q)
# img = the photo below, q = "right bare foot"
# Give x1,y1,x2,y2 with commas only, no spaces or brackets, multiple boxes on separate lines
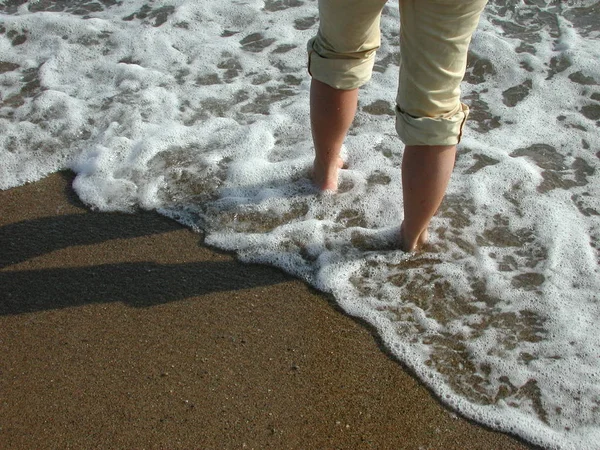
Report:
312,156,344,191
399,222,429,253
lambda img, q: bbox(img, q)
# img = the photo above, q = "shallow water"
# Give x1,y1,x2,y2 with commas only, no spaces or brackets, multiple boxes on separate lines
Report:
1,1,599,448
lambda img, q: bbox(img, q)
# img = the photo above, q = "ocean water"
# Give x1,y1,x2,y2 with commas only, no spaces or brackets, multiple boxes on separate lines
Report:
1,0,599,448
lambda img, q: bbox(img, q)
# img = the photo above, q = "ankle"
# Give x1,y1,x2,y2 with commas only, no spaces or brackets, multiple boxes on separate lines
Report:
400,222,429,252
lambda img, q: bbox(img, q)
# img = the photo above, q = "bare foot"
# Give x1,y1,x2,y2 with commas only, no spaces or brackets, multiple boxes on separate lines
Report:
312,156,344,191
399,222,429,252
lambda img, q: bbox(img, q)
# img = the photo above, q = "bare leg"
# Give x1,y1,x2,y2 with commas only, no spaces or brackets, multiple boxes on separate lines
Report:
400,145,456,252
310,79,358,191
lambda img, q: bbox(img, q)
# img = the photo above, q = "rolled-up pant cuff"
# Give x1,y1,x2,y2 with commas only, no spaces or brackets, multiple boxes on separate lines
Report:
395,103,470,146
307,37,375,90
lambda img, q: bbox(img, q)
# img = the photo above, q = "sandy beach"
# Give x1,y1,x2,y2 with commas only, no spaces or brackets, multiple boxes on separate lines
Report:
0,171,539,449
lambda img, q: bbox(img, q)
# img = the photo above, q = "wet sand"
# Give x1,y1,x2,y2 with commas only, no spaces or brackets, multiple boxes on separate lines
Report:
0,172,539,449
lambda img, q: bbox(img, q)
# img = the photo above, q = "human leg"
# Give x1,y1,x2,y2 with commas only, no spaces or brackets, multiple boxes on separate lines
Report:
400,144,456,252
310,80,357,190
308,0,387,191
396,0,487,251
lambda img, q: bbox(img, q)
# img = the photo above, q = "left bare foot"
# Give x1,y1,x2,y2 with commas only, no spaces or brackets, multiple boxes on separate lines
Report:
312,156,344,191
399,222,429,252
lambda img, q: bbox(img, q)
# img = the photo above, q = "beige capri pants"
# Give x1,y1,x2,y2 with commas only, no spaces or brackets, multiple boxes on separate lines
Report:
307,0,488,146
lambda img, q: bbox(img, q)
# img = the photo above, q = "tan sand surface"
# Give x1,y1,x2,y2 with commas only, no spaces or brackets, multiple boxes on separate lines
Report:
0,172,539,449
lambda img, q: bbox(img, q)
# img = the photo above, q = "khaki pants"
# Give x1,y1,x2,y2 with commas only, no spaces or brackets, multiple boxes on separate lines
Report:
307,0,488,146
